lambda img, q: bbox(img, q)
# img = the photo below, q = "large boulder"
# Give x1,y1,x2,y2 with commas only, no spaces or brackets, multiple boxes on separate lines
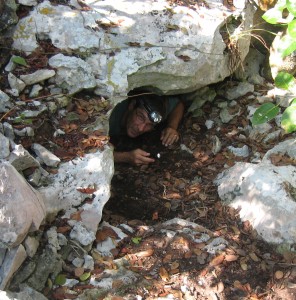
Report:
215,139,296,246
0,163,46,249
38,147,114,245
12,0,255,97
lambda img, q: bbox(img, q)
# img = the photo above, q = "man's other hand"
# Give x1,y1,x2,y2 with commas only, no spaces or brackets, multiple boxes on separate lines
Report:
160,127,179,147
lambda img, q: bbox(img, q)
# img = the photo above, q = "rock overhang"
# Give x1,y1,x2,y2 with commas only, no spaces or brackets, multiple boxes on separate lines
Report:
12,0,256,98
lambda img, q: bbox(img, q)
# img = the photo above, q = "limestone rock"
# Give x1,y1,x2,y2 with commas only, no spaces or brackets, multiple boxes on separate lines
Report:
0,163,46,248
8,73,26,95
215,140,296,245
9,144,40,172
0,285,48,300
0,90,12,113
12,0,255,97
0,245,27,290
48,54,97,95
225,82,255,100
18,0,37,6
31,143,60,167
20,69,55,86
0,133,10,159
38,147,114,223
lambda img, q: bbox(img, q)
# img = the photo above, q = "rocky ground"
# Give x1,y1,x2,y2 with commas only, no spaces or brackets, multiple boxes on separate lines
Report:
1,2,296,299
100,87,296,300
6,78,296,299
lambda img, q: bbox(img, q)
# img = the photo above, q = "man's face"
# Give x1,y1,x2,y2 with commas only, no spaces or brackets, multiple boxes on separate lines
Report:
126,106,155,138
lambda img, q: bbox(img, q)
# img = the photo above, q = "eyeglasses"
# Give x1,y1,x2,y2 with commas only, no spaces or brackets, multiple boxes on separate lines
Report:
135,109,155,131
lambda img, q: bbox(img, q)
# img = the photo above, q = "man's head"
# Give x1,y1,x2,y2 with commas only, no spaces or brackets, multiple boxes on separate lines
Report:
125,94,166,138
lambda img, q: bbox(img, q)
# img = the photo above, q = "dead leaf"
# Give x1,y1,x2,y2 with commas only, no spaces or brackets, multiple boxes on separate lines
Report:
96,226,119,242
57,226,71,233
184,251,192,258
159,266,170,281
74,267,85,278
231,226,240,235
249,252,260,262
193,249,203,256
194,242,206,249
77,187,97,194
164,192,182,200
209,254,225,267
170,261,179,270
126,42,141,47
177,55,191,62
163,254,172,263
170,268,179,275
152,211,158,220
134,249,154,258
70,210,83,221
166,24,179,31
233,280,244,290
225,254,239,262
112,279,124,289
240,260,248,271
274,270,284,279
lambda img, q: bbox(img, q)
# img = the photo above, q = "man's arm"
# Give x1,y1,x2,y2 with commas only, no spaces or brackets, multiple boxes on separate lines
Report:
161,101,184,146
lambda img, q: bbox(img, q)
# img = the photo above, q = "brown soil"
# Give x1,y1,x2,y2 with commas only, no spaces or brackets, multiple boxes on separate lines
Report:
99,103,296,300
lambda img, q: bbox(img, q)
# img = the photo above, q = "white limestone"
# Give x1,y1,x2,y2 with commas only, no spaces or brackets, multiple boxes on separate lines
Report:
12,0,255,97
0,163,46,248
215,140,296,245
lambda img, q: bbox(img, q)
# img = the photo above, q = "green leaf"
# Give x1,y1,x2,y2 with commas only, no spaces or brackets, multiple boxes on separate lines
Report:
251,103,280,125
54,274,66,286
11,56,28,66
281,105,296,133
290,98,296,106
131,237,141,244
276,0,288,10
262,7,284,24
279,33,296,57
275,71,295,90
13,116,23,123
287,0,296,16
66,112,80,121
288,19,296,37
23,119,33,125
79,272,91,282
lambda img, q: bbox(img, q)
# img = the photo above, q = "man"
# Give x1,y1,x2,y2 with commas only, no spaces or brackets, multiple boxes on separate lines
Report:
109,92,184,165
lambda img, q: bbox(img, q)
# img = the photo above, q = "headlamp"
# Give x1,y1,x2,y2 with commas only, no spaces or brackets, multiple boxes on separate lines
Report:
141,100,163,124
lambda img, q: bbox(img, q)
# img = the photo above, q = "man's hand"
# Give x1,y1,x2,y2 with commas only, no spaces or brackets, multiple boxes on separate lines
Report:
114,149,155,165
160,127,179,147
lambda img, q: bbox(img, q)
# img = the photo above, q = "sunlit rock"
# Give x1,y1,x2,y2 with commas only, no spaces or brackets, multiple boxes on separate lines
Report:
12,0,255,97
0,163,46,248
215,139,296,245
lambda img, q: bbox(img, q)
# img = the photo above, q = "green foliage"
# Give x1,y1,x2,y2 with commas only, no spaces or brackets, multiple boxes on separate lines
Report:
13,114,33,125
281,99,296,133
251,0,296,133
54,274,66,285
131,237,141,244
252,103,280,125
79,272,91,282
274,71,295,90
12,56,28,66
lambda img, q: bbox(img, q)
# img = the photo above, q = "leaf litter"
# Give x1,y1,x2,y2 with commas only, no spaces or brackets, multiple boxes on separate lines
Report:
3,44,296,300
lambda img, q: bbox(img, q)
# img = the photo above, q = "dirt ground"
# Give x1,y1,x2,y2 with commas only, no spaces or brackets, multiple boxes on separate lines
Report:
99,99,296,300
7,80,296,300
2,1,296,299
